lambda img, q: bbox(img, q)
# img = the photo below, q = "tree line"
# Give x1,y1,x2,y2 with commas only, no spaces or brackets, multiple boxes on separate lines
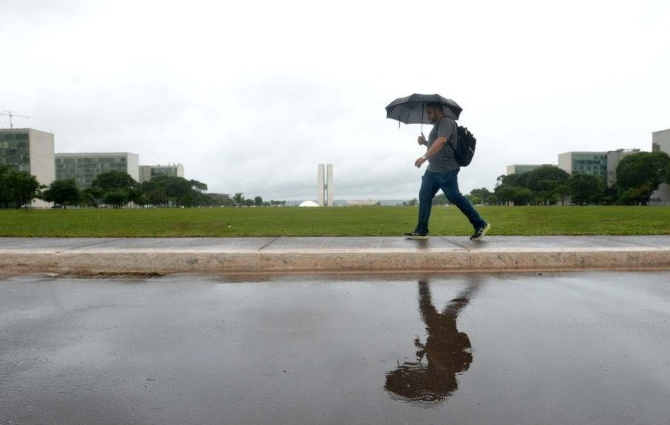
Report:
231,193,286,207
1,167,287,209
472,151,670,206
43,171,214,208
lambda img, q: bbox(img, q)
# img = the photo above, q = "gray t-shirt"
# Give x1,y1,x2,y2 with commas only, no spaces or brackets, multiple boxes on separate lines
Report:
427,116,459,172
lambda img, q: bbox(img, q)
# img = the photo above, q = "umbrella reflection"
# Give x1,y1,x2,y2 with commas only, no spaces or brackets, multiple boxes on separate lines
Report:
384,280,478,405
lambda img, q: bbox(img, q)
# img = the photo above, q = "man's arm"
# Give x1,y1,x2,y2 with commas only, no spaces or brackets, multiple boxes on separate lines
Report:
415,137,447,168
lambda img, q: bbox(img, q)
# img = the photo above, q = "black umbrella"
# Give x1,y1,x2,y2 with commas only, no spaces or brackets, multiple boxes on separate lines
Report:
385,93,462,130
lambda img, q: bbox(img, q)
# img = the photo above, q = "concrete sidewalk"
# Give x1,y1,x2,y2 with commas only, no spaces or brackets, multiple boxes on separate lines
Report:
2,236,670,274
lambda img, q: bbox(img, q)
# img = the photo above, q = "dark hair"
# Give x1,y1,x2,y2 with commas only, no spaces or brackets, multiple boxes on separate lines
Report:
426,102,443,110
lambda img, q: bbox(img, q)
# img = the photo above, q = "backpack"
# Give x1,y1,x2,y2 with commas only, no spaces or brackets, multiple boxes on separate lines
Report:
452,125,476,166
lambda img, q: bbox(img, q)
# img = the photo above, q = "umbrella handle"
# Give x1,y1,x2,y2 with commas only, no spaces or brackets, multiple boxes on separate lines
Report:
421,103,424,134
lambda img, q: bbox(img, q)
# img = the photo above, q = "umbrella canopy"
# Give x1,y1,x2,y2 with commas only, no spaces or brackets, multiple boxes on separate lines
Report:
385,93,462,125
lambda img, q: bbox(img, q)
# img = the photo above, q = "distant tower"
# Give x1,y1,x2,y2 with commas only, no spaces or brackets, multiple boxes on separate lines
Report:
317,164,333,206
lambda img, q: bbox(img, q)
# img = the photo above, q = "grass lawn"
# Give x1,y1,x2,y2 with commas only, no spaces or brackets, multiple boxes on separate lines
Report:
1,206,669,237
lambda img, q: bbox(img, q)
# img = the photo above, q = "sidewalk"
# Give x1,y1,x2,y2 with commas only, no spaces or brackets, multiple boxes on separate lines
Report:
2,236,670,274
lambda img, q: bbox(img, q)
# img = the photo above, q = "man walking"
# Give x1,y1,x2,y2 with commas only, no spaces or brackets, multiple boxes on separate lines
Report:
404,102,490,240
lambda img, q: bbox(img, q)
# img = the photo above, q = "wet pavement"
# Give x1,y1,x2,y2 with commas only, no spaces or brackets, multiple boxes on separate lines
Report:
1,272,670,425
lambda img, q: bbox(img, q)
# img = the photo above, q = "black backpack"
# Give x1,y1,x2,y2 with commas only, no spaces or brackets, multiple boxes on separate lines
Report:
451,125,476,166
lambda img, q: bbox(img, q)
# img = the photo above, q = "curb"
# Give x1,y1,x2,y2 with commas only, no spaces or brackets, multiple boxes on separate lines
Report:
2,246,670,274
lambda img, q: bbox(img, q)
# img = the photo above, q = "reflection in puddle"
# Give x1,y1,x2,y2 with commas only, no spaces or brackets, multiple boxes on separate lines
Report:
385,280,478,405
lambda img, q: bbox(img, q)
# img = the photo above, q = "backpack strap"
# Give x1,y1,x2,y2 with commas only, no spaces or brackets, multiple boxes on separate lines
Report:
442,116,458,152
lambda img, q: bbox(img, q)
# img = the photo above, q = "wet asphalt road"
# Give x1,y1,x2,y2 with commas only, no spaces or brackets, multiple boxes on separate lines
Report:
1,272,669,425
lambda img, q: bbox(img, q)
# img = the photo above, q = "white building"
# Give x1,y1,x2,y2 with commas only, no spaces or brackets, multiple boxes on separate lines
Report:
558,149,640,187
652,129,670,153
139,164,184,183
558,151,608,179
651,129,670,205
0,128,55,207
56,152,140,188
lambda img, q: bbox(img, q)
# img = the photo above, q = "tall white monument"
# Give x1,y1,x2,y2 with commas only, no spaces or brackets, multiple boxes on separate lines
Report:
651,129,670,205
317,164,333,206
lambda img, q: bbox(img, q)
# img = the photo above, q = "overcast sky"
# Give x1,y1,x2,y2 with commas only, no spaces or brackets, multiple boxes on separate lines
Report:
2,0,669,200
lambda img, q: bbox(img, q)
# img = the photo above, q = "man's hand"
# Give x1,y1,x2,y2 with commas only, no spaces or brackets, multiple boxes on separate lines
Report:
415,156,427,168
417,133,427,146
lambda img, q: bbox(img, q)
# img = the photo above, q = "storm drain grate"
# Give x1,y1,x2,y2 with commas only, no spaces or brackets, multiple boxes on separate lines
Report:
58,271,165,280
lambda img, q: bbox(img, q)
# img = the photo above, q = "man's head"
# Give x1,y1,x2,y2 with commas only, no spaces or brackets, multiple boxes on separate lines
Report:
425,102,445,123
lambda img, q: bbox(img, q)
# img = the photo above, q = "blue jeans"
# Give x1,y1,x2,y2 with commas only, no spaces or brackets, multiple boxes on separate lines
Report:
416,170,486,235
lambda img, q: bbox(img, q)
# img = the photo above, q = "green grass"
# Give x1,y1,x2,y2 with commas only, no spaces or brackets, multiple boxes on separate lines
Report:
1,206,669,237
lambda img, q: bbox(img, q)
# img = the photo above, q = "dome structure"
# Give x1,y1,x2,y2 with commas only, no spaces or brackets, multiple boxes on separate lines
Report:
298,200,320,207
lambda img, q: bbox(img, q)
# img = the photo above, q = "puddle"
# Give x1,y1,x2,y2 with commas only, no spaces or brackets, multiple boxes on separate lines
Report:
1,272,669,424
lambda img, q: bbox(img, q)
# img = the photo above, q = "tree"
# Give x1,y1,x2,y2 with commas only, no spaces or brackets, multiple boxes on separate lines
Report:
82,187,105,208
567,174,605,205
524,166,570,193
616,152,670,205
137,176,209,207
42,179,81,208
91,170,137,192
133,193,150,207
620,184,654,205
515,187,535,205
496,186,533,205
496,173,526,188
254,196,263,207
104,190,128,209
603,185,622,205
141,180,167,206
433,194,448,206
233,193,244,206
0,166,41,208
552,184,571,206
163,176,192,207
6,171,41,209
164,177,208,207
190,179,208,193
0,165,13,208
496,166,569,205
91,170,138,208
466,194,482,205
469,188,492,205
496,186,517,205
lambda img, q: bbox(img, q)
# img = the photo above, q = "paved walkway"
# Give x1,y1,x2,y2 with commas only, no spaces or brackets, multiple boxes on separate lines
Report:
2,236,670,274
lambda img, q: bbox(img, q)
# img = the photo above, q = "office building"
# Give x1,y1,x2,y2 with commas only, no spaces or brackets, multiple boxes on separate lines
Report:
139,164,184,183
56,152,139,188
317,163,333,206
652,129,670,154
559,150,640,187
558,151,608,179
0,128,55,207
506,164,552,175
651,129,670,205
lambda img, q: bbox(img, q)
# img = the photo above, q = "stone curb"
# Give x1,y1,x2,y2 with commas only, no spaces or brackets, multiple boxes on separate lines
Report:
2,246,670,274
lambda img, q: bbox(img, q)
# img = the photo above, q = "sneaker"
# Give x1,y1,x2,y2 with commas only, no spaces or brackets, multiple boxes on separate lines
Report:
404,231,429,240
470,223,491,241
